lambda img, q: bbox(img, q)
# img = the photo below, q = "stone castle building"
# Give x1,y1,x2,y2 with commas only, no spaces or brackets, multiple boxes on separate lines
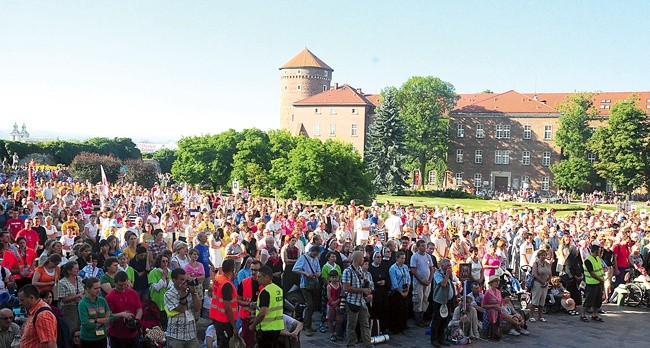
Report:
279,48,650,192
279,49,378,155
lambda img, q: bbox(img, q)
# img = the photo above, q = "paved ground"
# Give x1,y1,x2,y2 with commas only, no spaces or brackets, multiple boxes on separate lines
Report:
300,303,650,348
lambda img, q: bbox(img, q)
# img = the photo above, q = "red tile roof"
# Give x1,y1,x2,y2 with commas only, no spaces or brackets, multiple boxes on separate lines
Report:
455,91,650,116
454,90,558,114
293,84,375,106
364,94,381,106
280,48,333,71
525,92,650,116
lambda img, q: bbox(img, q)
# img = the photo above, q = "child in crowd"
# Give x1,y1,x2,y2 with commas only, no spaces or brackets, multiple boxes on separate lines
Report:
79,254,104,279
327,270,343,341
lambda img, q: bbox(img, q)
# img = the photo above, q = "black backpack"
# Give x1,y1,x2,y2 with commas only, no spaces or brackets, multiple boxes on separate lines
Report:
33,306,73,348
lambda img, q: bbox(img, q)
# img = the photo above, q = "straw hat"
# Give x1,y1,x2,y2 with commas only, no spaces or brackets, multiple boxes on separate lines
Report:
561,298,576,311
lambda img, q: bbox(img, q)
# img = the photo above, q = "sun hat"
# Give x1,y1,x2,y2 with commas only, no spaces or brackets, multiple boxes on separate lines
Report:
561,298,576,311
488,274,500,284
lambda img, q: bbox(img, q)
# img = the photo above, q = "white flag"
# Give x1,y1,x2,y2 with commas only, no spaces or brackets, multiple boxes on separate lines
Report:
100,165,109,196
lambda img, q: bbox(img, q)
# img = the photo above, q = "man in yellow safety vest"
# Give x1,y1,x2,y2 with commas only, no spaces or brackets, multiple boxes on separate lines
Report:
250,265,284,348
583,244,605,323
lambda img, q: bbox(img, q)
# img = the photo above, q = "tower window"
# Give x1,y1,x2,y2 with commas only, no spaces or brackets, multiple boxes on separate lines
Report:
297,85,301,90
324,71,328,77
323,85,327,92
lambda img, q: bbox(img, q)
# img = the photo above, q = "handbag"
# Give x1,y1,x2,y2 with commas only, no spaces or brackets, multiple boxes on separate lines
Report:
347,303,361,313
302,255,320,290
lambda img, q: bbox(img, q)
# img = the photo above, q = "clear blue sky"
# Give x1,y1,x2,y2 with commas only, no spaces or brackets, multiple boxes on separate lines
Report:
1,1,648,141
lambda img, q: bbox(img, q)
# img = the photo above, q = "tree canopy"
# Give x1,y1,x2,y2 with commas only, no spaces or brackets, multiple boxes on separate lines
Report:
396,76,458,188
551,93,598,192
589,96,649,192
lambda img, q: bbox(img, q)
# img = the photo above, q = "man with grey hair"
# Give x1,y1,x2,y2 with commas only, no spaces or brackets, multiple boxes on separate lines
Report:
342,250,374,348
0,307,20,348
431,258,455,347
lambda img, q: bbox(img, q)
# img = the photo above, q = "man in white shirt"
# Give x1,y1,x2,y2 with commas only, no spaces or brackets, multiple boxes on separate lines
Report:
385,210,403,240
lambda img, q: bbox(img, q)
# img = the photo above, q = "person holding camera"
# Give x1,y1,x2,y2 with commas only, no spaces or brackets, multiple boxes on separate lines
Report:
388,250,410,335
106,271,143,348
341,250,373,348
164,268,201,347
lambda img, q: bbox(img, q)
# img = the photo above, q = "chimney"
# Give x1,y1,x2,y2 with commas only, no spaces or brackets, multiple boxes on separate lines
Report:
533,95,538,101
356,88,362,94
330,83,339,91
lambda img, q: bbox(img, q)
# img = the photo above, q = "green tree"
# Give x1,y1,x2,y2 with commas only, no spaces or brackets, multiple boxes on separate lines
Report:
171,135,219,189
590,96,649,192
70,152,122,183
171,130,241,191
268,129,298,159
321,140,373,202
551,157,592,191
149,148,176,174
365,88,408,194
551,94,597,192
231,128,271,188
84,137,141,160
397,76,458,188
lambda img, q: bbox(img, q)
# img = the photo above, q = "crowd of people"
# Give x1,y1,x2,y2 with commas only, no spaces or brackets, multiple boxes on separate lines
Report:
0,166,650,348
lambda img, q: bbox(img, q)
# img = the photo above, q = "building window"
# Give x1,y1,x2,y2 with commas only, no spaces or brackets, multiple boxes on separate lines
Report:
476,124,484,138
330,108,337,115
324,71,328,77
456,149,464,163
495,124,511,139
323,85,327,92
544,125,552,140
329,123,336,136
314,108,320,114
473,173,482,188
475,150,483,164
542,151,551,167
457,124,465,138
455,173,463,188
522,151,531,165
291,114,294,122
351,124,358,137
606,182,613,192
588,153,597,163
494,150,510,165
297,85,301,90
313,123,320,136
523,125,532,140
541,176,550,191
523,175,530,184
428,170,436,185
352,108,358,115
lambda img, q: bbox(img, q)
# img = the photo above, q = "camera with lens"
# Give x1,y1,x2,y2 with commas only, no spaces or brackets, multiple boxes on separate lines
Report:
184,278,200,286
363,280,370,289
124,317,139,331
402,284,409,291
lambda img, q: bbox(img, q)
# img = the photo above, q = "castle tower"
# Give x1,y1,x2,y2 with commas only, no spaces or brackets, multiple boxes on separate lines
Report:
279,48,333,132
9,123,19,141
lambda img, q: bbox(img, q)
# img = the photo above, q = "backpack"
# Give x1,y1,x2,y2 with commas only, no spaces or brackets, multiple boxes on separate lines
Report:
33,306,73,348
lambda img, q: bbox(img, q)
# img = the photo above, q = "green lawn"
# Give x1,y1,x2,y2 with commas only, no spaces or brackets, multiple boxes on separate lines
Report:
375,194,615,216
